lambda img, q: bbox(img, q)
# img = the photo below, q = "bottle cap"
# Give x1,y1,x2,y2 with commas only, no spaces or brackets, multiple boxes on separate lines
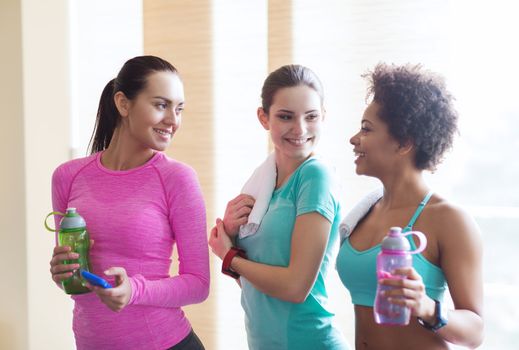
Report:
60,208,86,230
381,226,410,252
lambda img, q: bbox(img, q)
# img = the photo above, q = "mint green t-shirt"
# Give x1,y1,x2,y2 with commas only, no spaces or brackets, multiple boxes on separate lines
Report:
237,158,348,350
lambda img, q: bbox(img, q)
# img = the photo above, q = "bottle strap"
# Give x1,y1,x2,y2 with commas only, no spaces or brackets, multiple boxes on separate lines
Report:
44,211,65,232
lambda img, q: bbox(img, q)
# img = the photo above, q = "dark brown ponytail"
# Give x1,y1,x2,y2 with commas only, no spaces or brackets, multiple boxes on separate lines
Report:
88,79,118,153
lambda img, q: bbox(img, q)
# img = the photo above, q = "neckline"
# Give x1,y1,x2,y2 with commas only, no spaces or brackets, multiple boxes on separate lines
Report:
346,239,381,255
95,151,162,175
348,190,433,253
273,157,316,193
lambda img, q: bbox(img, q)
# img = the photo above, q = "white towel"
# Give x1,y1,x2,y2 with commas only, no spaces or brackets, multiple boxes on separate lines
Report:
238,153,277,239
339,187,383,243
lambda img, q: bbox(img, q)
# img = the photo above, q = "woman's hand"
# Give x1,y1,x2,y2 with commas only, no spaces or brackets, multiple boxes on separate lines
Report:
222,194,255,236
208,218,234,260
49,245,80,285
88,267,132,312
49,239,95,287
379,267,436,322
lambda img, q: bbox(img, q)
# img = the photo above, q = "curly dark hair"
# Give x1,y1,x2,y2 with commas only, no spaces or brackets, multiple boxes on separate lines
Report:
364,63,459,171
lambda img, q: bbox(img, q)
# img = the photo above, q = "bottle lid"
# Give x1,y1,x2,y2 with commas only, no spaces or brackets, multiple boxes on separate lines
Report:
381,226,410,252
60,208,86,229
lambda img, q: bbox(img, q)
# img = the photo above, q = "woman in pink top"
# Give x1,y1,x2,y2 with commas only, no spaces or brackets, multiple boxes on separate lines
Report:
48,55,210,350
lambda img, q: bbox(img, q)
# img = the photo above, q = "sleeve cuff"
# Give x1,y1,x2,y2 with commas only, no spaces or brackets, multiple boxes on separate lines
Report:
127,274,143,305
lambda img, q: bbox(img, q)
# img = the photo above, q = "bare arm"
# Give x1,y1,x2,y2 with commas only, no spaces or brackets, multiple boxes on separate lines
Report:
210,212,331,303
383,205,484,347
433,207,484,347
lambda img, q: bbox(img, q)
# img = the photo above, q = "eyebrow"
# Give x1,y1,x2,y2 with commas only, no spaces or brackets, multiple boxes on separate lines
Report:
361,119,373,125
152,96,184,105
276,109,319,114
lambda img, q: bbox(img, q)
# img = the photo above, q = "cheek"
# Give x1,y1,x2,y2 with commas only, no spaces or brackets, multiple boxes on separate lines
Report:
173,117,182,132
375,142,399,160
131,114,149,131
311,124,322,135
270,130,281,141
268,125,283,137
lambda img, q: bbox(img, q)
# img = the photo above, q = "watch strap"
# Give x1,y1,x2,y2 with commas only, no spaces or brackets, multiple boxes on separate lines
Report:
222,247,247,279
418,299,448,331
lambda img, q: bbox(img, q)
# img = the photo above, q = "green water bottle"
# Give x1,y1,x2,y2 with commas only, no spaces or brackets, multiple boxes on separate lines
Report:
45,208,91,294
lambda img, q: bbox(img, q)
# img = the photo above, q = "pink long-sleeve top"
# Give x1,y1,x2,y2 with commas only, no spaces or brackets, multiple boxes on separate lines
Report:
52,151,210,350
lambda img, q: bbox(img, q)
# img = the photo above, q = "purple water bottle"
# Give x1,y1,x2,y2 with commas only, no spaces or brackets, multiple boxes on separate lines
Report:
374,226,427,325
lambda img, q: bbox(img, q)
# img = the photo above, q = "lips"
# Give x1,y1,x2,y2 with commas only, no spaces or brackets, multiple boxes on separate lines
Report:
286,137,312,146
153,128,173,137
353,150,366,164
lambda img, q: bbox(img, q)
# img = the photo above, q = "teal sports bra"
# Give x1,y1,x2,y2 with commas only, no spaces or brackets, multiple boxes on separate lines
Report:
336,192,446,306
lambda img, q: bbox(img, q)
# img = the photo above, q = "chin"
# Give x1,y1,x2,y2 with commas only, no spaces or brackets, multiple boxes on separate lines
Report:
150,143,169,152
354,166,368,176
293,152,313,161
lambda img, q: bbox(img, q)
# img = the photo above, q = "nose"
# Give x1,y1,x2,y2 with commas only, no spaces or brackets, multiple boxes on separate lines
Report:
164,109,181,128
293,118,308,136
349,131,360,146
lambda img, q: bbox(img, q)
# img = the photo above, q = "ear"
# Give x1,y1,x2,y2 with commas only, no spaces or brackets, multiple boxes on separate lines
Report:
114,91,130,118
257,107,270,130
321,107,326,121
397,140,414,156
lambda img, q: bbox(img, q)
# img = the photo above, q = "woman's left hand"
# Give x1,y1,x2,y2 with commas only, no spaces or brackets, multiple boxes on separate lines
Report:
208,218,233,260
88,267,132,312
379,267,436,320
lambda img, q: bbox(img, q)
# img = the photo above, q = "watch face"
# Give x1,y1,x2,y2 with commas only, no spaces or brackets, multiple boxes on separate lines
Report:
432,318,447,331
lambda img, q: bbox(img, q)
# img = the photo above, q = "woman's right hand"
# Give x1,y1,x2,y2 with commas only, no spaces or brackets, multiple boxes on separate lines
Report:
222,194,255,236
49,245,80,286
208,218,234,260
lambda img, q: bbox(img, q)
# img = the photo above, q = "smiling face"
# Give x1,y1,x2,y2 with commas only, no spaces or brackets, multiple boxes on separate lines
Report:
349,101,402,177
259,85,324,163
118,71,184,152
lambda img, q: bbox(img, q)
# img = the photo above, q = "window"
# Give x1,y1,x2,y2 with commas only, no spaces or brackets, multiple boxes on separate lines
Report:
289,0,519,348
214,0,518,348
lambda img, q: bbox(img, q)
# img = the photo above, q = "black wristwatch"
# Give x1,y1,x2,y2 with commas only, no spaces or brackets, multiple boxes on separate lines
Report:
418,299,448,332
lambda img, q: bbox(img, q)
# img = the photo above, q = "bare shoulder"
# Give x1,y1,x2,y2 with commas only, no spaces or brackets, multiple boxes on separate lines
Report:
425,195,482,247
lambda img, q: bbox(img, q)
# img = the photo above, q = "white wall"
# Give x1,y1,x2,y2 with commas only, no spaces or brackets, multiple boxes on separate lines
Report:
70,0,143,158
0,0,27,348
212,2,269,348
0,1,143,349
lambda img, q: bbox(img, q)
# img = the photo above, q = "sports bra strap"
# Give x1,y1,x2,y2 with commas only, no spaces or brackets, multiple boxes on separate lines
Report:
404,190,434,230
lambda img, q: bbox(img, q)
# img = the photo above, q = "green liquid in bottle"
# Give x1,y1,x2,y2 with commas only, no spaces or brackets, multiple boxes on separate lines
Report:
59,227,91,294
